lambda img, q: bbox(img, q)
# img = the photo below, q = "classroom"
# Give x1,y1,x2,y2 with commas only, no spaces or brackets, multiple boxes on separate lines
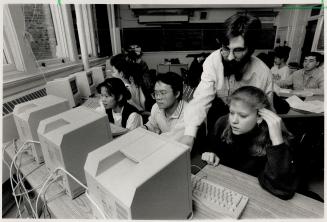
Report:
2,2,325,220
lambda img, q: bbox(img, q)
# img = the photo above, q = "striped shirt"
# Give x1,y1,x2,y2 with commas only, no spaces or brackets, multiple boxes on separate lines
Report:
145,100,187,141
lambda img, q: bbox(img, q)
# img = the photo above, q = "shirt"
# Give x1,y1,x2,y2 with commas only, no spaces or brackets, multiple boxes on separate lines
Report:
271,65,290,86
184,49,273,137
279,68,324,95
112,107,143,130
96,105,143,130
145,100,187,141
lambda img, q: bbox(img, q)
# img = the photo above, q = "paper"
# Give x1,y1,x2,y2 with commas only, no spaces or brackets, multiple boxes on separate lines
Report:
286,95,324,113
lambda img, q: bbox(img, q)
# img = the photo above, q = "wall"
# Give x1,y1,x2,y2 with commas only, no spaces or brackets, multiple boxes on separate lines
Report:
23,5,57,60
274,6,311,64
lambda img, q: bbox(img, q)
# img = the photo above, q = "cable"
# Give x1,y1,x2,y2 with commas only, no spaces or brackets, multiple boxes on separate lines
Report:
9,140,40,218
55,167,106,219
35,169,59,219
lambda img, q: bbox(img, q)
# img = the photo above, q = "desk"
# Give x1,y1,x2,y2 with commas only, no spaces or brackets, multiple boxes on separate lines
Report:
280,94,324,118
157,64,188,76
194,165,323,219
4,142,324,219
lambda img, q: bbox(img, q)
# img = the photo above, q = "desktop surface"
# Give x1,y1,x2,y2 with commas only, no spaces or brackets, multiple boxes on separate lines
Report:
4,141,324,219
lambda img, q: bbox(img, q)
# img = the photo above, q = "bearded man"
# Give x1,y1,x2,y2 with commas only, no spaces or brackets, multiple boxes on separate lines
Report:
180,13,273,148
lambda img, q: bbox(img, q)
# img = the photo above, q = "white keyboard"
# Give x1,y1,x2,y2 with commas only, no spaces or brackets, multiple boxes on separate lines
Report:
191,174,248,219
82,97,100,109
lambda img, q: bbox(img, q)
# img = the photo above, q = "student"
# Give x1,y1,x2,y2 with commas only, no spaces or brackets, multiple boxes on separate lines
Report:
279,52,324,95
95,78,143,130
126,44,149,74
109,53,130,85
143,72,187,141
271,46,291,86
180,13,273,148
124,63,156,112
201,86,297,199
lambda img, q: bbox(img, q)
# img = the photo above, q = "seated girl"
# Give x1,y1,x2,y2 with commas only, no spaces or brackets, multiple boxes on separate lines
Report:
95,78,143,130
201,86,297,200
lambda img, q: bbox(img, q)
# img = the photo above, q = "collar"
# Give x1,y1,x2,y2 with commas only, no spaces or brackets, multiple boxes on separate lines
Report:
303,68,319,78
160,100,184,119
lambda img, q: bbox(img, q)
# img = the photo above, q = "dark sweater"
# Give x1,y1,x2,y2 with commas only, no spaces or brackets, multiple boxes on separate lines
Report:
106,103,139,128
205,115,298,200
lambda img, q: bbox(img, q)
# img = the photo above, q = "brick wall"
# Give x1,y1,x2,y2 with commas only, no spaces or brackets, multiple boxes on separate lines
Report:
23,4,57,60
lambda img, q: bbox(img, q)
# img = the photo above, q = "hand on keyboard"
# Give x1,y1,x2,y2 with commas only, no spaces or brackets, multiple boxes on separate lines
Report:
201,152,220,166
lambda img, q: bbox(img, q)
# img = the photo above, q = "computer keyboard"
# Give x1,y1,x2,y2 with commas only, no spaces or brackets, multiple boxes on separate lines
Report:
82,97,100,109
191,174,248,219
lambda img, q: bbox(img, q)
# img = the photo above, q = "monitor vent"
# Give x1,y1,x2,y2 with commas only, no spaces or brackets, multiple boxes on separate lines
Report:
115,202,128,219
3,88,47,116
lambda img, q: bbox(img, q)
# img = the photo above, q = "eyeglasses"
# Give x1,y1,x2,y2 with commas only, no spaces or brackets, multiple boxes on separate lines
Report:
151,90,172,99
220,46,247,58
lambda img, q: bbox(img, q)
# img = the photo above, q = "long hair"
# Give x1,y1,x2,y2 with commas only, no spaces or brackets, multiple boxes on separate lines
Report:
221,86,293,156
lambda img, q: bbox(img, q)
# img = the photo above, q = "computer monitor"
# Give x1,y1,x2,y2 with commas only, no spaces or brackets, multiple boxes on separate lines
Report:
13,95,70,164
88,66,106,86
46,76,82,108
84,128,192,219
37,106,113,199
70,71,96,98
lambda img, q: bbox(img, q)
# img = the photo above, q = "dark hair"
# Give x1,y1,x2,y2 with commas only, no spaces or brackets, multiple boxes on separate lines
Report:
221,86,293,156
124,62,144,87
304,52,324,66
274,46,291,62
156,72,183,100
110,54,128,75
96,77,131,107
220,13,262,55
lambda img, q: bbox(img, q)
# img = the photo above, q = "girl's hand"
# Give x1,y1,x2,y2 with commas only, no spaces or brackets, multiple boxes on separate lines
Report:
258,108,284,146
201,152,220,166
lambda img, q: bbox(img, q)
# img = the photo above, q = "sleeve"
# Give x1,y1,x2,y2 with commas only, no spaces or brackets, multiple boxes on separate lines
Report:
184,51,224,138
203,116,227,154
144,104,161,133
304,72,324,95
258,143,298,200
125,112,143,130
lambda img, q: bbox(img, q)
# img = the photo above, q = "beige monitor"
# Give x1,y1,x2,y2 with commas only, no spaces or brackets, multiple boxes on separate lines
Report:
84,128,192,219
46,75,82,108
13,95,70,164
37,106,113,199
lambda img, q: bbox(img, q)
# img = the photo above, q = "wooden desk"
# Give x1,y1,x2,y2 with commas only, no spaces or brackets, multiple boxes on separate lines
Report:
4,143,324,219
280,94,324,118
194,165,324,219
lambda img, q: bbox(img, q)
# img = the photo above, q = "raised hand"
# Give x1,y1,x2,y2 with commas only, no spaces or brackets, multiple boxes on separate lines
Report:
201,152,220,166
258,108,284,146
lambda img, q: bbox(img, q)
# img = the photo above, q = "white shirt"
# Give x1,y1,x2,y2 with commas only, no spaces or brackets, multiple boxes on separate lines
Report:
111,108,143,130
145,100,187,141
184,49,273,137
95,104,143,130
271,65,290,87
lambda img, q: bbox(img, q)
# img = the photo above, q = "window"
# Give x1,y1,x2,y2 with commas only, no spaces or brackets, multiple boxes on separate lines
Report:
21,4,73,67
70,4,98,58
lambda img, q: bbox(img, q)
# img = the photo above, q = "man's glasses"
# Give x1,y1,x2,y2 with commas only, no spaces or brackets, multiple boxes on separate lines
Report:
151,90,172,99
220,46,247,58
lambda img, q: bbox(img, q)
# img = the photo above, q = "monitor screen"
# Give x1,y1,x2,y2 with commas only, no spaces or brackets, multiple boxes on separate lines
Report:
87,71,94,86
70,79,78,95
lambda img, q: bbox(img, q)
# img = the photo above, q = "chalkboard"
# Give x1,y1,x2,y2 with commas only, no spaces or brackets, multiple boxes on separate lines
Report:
121,23,276,51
